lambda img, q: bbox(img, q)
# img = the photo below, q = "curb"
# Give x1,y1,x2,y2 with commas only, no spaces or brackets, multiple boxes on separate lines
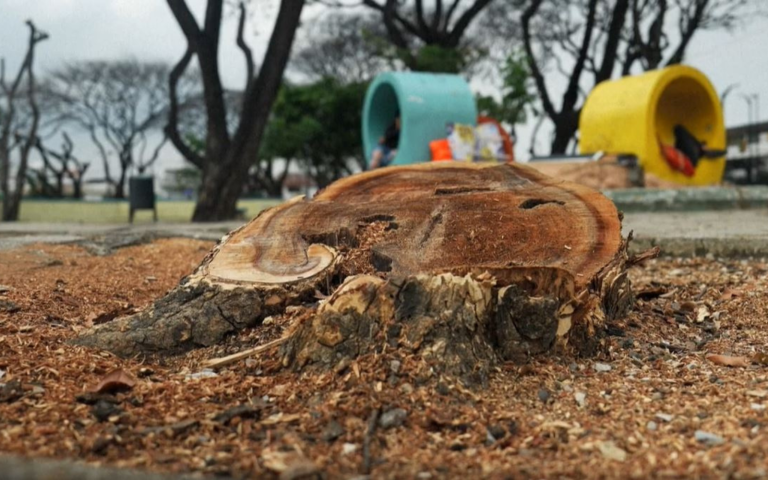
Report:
606,186,768,212
630,236,768,259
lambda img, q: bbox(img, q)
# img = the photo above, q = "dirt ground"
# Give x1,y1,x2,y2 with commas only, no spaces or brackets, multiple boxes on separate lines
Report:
1,239,767,479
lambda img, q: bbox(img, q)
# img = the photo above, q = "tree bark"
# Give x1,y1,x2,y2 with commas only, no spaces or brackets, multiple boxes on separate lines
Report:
75,163,647,384
192,162,246,222
167,0,306,222
550,112,580,155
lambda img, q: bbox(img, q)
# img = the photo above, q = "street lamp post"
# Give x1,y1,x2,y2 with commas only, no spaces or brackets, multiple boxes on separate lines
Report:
742,94,756,183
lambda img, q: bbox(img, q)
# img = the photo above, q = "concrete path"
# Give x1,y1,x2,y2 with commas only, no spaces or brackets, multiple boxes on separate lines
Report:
2,210,768,257
622,209,768,257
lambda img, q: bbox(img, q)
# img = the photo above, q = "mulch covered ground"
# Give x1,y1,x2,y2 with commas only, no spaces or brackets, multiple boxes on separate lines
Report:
1,239,767,479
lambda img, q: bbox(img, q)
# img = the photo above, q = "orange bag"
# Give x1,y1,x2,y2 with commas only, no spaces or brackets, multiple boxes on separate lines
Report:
430,138,453,161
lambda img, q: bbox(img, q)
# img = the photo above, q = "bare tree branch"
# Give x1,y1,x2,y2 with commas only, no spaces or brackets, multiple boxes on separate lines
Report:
236,1,255,91
521,0,556,119
166,47,203,169
1,20,48,220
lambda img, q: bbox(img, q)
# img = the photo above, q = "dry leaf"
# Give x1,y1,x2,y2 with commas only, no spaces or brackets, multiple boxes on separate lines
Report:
719,288,743,300
752,352,768,366
695,306,710,323
679,301,697,313
93,369,137,394
705,354,750,368
261,412,302,425
261,448,318,478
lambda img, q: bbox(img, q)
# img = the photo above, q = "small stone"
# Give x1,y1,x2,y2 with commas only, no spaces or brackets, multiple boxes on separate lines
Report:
598,441,627,462
695,430,725,446
537,388,551,403
185,369,218,380
646,421,658,431
91,400,122,422
436,382,450,395
379,408,407,429
574,392,587,408
0,300,20,314
487,424,506,441
321,420,345,442
213,404,261,424
416,473,432,480
0,285,11,294
655,413,674,423
449,442,467,451
91,435,115,455
400,383,414,394
341,443,358,455
390,360,401,374
751,403,766,411
594,362,612,373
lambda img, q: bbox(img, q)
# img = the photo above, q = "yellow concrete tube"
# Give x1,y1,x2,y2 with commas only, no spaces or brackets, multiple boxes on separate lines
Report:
579,65,725,186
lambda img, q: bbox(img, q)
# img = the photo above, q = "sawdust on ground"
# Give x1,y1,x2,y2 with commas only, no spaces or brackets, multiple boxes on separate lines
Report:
1,239,767,479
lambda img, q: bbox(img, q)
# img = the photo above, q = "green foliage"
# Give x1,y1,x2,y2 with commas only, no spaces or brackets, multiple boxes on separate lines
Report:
413,45,467,74
477,51,535,126
260,78,368,187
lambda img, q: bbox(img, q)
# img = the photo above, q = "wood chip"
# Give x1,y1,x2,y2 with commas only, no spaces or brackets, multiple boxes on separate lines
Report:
705,354,750,368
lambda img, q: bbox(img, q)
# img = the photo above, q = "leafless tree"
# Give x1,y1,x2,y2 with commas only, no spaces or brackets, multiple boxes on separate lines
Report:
32,133,90,198
324,0,497,72
45,59,186,198
291,13,394,83
0,21,48,221
166,0,306,221
521,0,762,154
622,0,758,73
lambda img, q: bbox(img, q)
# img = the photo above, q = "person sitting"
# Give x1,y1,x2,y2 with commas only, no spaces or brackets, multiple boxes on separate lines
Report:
369,113,400,169
659,125,727,177
674,124,726,167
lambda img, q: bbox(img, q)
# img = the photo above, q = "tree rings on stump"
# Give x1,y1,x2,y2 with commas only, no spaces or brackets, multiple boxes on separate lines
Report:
75,162,638,384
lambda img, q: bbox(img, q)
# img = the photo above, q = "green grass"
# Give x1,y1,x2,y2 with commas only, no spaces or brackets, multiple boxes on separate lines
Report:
18,199,282,223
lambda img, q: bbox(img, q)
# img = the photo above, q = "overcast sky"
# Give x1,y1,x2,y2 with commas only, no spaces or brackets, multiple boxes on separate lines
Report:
2,0,767,169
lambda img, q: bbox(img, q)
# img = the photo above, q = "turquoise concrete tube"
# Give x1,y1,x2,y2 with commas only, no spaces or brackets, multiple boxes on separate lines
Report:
362,72,477,167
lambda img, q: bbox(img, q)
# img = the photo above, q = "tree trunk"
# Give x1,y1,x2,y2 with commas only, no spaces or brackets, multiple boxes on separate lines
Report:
113,167,128,199
550,113,580,155
192,162,246,222
72,179,82,199
75,163,645,384
2,188,23,221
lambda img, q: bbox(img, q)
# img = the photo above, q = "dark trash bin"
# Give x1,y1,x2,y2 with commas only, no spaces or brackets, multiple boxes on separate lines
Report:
129,176,157,223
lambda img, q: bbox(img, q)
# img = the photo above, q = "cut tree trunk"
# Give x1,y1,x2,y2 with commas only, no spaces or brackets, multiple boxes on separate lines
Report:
75,162,641,384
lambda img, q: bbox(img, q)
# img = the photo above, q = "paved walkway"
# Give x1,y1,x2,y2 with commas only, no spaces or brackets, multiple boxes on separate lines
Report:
2,209,768,257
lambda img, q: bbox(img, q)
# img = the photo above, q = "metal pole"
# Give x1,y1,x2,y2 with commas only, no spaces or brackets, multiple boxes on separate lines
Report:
755,93,761,182
743,94,755,183
720,83,739,110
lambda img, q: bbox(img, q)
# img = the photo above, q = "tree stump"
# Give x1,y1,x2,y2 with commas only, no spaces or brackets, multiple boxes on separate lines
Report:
75,162,637,384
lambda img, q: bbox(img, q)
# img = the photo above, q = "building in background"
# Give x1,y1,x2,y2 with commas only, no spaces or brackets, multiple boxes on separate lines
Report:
725,121,768,185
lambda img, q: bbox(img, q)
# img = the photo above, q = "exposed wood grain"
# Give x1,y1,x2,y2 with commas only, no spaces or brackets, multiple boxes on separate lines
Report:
75,162,637,379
